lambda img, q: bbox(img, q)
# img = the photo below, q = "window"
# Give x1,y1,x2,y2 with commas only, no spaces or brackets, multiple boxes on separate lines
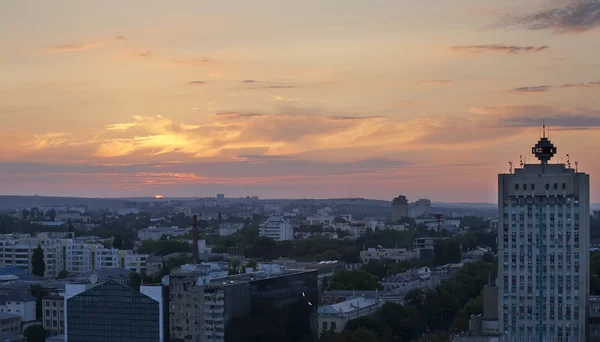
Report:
331,322,337,330
322,321,327,330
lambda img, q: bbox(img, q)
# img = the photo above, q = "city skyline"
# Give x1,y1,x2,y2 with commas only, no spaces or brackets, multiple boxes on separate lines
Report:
1,1,599,202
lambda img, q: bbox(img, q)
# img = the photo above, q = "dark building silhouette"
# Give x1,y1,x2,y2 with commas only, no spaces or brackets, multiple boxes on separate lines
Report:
65,280,168,342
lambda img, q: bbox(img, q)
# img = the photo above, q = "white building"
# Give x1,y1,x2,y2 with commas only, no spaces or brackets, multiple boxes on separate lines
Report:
218,223,244,236
0,237,66,277
137,226,191,241
93,248,120,269
124,254,149,273
318,297,379,334
259,215,293,241
0,234,147,276
0,290,37,323
498,135,590,342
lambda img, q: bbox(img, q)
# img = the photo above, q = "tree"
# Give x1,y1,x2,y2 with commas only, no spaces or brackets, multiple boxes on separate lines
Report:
113,234,123,249
31,244,45,277
57,270,68,279
128,272,142,291
22,209,30,220
23,324,46,342
29,285,48,320
47,209,57,221
326,270,382,291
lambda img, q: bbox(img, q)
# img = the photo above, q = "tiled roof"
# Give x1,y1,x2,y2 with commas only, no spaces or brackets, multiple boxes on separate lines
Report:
318,296,378,315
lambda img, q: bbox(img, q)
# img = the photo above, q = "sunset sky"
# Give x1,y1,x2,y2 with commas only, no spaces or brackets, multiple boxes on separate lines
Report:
1,0,599,202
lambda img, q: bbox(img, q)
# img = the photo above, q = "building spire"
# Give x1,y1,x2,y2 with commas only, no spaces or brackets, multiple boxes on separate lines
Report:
542,119,546,138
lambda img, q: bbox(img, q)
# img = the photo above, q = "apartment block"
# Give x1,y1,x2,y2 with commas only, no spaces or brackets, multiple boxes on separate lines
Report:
259,215,293,241
497,135,589,342
43,295,65,337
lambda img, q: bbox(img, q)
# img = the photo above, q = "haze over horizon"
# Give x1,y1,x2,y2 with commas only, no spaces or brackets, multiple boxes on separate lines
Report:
1,1,599,202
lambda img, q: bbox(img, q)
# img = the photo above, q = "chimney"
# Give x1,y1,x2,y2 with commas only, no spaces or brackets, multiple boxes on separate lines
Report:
192,215,198,264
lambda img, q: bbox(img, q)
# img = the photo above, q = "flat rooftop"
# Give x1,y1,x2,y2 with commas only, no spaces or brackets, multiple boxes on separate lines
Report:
207,269,316,286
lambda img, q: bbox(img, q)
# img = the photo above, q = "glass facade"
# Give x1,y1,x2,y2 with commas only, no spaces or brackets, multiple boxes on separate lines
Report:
224,271,319,342
67,281,161,342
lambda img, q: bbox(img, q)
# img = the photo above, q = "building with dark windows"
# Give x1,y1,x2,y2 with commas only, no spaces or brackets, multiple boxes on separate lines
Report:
65,280,168,342
200,269,318,342
169,273,204,342
497,131,590,342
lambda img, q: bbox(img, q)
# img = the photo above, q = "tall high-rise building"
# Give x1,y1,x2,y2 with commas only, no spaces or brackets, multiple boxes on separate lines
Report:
498,132,590,342
391,195,409,221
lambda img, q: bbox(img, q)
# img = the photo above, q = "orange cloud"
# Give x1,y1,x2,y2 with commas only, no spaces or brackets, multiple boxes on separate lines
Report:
47,41,101,52
24,133,69,149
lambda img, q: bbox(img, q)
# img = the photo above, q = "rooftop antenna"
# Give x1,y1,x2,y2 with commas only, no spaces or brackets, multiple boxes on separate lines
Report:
566,154,571,169
519,155,524,168
509,161,513,174
542,119,546,138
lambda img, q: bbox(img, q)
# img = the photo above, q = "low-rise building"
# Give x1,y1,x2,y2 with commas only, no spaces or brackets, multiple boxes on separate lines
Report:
0,290,36,323
0,313,21,334
318,297,379,334
218,223,244,236
124,254,149,273
0,332,26,341
306,216,334,226
137,226,191,241
380,270,430,291
360,247,416,263
145,256,164,276
413,237,446,260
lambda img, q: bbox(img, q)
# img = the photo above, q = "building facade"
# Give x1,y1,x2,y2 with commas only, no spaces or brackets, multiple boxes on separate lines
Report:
65,281,167,342
218,223,244,237
318,297,379,334
169,273,204,342
43,295,65,337
205,269,318,342
0,290,36,323
497,135,589,342
0,313,21,335
138,226,192,241
590,296,600,342
258,215,293,241
391,195,409,222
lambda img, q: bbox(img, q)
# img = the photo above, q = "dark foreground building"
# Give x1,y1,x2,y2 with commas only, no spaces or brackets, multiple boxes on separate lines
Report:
65,280,167,342
206,269,319,342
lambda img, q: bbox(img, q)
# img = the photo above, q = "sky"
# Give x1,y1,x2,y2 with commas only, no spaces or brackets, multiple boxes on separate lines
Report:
1,0,600,202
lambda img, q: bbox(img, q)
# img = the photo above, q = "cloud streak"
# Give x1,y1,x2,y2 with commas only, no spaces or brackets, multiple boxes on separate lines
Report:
416,80,452,85
508,86,550,93
47,41,101,52
507,80,600,93
449,44,549,54
496,1,600,33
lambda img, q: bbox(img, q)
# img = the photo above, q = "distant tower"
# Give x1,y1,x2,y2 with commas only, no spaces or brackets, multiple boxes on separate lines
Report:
391,195,409,222
497,130,589,342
